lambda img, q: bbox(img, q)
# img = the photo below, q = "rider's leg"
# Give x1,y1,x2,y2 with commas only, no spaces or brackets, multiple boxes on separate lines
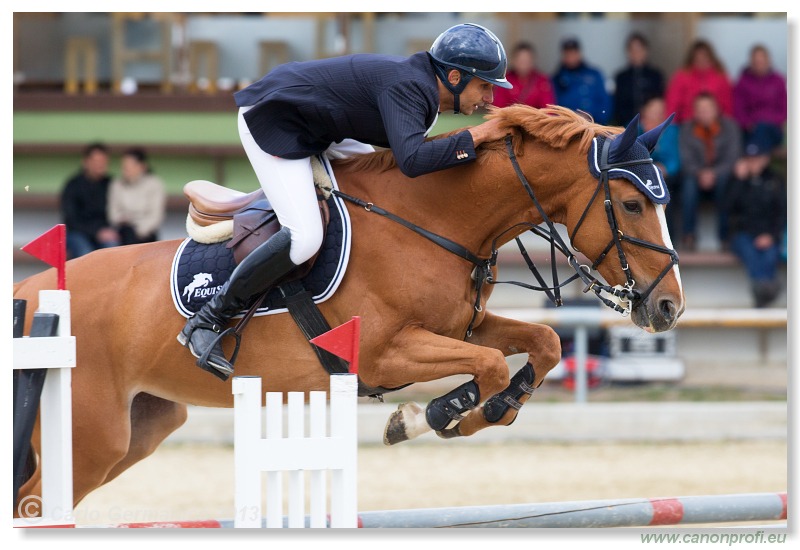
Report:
178,106,323,380
326,139,375,158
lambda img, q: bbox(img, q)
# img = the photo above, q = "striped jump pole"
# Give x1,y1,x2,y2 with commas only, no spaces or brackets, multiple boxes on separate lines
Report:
92,492,787,529
357,492,788,528
232,374,358,528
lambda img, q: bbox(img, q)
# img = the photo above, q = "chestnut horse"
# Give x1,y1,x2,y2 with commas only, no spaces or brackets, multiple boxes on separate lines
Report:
13,106,684,511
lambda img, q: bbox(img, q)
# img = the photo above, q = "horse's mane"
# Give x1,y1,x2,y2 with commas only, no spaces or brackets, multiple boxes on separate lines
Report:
335,105,623,174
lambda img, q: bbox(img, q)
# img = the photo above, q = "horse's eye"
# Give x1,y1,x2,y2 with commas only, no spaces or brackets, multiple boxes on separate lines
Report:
623,201,641,214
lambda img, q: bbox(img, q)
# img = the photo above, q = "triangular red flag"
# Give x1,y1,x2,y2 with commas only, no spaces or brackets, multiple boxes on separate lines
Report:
21,225,67,290
310,317,360,374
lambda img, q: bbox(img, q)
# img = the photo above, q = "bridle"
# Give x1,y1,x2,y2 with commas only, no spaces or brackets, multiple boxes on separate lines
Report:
332,134,680,339
496,135,680,317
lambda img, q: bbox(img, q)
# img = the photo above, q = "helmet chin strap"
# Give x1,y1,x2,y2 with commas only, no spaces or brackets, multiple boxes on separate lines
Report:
448,76,471,114
432,62,472,115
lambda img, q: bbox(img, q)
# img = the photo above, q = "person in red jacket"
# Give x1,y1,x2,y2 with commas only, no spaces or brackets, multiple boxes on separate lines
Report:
492,41,555,109
665,39,733,124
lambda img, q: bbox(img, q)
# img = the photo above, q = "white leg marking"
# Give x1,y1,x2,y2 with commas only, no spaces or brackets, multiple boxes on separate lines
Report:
398,402,432,440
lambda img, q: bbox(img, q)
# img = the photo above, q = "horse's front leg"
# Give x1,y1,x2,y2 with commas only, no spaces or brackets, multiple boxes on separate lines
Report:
439,311,562,439
369,326,510,445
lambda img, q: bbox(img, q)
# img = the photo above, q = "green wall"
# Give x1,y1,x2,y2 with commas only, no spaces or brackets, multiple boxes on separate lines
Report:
13,112,239,145
13,154,258,195
13,111,484,195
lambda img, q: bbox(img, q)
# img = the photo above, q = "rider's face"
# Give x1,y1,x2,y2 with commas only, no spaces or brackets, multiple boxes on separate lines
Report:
457,77,495,115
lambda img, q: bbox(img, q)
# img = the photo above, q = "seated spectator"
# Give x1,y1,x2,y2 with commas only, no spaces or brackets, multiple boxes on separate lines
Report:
552,37,611,124
724,135,785,308
733,44,786,153
639,97,680,235
678,92,741,251
107,147,167,245
640,97,680,181
60,142,120,258
613,32,665,126
665,39,733,124
492,41,555,109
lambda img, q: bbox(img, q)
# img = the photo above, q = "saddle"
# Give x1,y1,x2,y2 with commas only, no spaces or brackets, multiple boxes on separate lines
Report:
184,180,330,273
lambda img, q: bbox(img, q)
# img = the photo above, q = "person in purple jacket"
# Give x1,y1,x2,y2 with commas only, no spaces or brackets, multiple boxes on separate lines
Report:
178,23,513,380
733,45,787,153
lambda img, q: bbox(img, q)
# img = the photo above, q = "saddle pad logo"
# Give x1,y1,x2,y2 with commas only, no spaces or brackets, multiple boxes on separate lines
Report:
182,273,221,303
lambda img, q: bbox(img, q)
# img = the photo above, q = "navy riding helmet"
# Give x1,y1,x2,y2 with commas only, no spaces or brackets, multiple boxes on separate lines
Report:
428,23,512,114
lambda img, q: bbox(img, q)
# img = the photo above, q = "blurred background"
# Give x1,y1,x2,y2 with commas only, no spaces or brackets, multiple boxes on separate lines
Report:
11,12,788,522
13,11,787,399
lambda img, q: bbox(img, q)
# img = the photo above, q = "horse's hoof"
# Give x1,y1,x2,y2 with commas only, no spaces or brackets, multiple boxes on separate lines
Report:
383,402,426,446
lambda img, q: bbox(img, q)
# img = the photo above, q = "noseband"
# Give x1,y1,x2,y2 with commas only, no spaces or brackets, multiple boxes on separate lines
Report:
499,135,679,315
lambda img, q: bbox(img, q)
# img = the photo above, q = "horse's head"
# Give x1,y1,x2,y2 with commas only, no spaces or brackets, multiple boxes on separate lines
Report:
560,113,685,332
488,105,684,332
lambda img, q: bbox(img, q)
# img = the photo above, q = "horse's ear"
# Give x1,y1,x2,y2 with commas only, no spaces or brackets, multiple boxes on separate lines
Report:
638,113,676,153
607,114,640,163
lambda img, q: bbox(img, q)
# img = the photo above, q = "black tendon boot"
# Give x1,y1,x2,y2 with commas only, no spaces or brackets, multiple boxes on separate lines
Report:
178,227,296,380
482,362,536,424
425,380,480,432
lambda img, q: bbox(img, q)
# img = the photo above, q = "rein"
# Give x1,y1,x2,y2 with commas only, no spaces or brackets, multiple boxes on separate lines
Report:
331,134,679,338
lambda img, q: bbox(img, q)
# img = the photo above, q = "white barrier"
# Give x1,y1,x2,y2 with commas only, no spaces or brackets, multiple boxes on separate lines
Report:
232,374,358,528
13,290,76,527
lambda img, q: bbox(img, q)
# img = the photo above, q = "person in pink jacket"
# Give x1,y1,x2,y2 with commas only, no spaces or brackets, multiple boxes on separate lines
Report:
665,40,733,124
733,44,787,152
492,42,555,109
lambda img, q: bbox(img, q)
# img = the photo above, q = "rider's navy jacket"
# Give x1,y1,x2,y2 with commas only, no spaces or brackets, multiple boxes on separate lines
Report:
234,52,477,178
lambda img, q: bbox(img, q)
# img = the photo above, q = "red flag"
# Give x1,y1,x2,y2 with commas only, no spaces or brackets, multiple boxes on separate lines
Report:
310,316,360,374
21,225,67,290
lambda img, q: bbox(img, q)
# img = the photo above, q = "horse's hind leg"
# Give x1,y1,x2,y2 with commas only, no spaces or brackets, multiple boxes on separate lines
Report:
441,312,562,439
103,393,188,484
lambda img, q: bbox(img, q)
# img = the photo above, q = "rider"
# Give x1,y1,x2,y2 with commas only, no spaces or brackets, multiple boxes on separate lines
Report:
178,23,513,380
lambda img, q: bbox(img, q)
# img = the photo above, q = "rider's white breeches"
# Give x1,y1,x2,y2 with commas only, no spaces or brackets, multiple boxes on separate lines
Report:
238,106,373,265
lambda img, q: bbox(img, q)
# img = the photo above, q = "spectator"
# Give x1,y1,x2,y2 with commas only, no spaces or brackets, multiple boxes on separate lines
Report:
552,37,611,124
60,142,120,258
724,134,785,308
665,39,733,124
639,97,680,235
733,44,787,153
678,92,741,251
492,42,555,109
613,32,665,126
108,147,167,245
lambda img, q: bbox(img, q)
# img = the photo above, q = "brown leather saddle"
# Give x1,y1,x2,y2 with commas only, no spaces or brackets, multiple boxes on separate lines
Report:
184,180,330,272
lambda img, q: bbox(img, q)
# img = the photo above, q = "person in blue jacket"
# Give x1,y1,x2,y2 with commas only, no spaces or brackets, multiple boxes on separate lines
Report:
552,37,612,124
178,23,513,380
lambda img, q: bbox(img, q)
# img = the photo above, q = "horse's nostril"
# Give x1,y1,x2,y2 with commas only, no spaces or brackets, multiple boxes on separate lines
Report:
658,298,677,323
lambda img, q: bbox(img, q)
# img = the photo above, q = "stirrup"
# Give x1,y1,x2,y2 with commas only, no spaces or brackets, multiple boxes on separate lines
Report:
195,326,242,382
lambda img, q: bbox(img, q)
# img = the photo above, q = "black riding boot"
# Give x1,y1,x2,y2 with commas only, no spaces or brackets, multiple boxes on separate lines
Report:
177,227,296,380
